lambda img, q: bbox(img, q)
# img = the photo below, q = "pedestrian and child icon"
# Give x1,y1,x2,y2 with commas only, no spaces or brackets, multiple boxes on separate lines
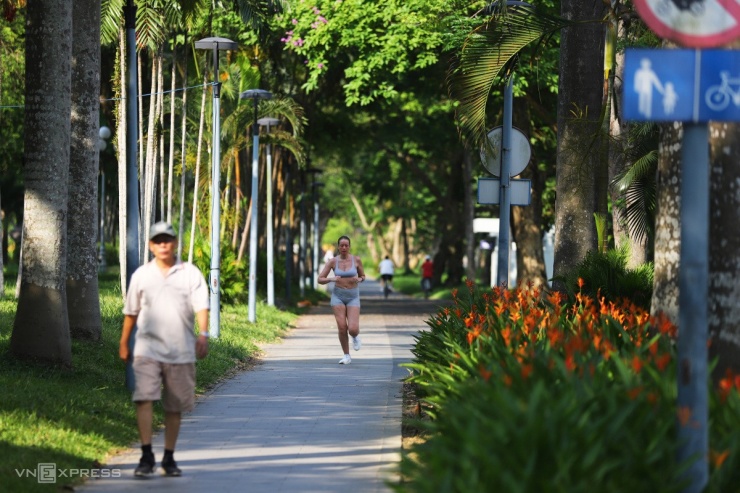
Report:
634,58,678,118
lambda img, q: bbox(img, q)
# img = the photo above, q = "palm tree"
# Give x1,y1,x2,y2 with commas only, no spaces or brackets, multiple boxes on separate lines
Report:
67,0,103,340
11,0,73,366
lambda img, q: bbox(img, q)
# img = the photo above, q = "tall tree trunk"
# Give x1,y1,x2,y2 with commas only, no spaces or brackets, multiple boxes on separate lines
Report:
553,0,606,287
67,0,102,340
11,0,73,366
650,123,682,322
116,26,128,294
609,21,649,267
158,51,165,221
142,52,159,253
511,97,547,288
167,44,177,224
188,76,208,263
708,122,740,379
232,148,242,249
177,41,189,258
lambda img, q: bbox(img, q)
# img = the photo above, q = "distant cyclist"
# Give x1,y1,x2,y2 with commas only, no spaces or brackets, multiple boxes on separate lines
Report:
421,255,433,299
379,255,395,293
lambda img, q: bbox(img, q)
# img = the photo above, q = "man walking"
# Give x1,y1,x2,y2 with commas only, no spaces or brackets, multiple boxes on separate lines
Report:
119,221,209,477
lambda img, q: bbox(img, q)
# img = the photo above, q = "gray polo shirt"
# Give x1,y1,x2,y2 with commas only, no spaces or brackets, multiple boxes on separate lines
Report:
124,259,209,364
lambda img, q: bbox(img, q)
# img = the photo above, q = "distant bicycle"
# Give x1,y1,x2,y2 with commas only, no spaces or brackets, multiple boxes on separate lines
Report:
383,282,391,299
705,71,740,111
421,278,432,299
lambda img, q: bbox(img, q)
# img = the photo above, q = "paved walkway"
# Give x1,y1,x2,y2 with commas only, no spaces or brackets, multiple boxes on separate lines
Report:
79,280,439,493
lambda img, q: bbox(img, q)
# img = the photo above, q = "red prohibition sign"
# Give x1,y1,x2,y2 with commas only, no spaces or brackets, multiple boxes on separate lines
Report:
635,0,740,47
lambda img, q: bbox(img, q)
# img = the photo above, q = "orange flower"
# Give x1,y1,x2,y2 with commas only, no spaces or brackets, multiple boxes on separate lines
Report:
501,328,512,347
467,323,483,345
451,288,458,299
577,277,585,290
627,386,643,400
655,353,672,371
718,369,736,403
466,279,475,291
565,354,576,372
464,313,475,328
710,449,730,469
479,364,492,381
521,364,533,380
631,356,643,374
503,374,513,387
494,301,505,317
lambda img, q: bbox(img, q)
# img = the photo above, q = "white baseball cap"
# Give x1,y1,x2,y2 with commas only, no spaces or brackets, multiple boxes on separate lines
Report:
149,221,176,240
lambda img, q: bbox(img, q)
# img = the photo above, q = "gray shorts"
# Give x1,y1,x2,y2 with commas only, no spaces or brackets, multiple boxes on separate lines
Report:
132,357,196,413
331,286,361,307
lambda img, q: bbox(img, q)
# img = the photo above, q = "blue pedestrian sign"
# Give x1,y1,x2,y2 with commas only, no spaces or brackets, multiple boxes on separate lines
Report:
624,48,740,123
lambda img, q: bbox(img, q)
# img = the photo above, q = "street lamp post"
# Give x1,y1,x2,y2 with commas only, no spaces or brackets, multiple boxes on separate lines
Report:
195,37,238,338
240,89,273,322
97,126,111,272
257,117,281,306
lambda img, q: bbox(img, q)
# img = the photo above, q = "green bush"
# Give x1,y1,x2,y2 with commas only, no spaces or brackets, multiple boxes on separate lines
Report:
552,245,653,310
397,282,740,493
189,236,248,305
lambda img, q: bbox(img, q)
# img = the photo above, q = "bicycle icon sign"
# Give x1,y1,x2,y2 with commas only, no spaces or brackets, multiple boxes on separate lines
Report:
705,71,740,111
624,48,740,123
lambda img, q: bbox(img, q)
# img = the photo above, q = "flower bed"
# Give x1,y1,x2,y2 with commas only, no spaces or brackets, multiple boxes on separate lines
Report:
396,281,740,493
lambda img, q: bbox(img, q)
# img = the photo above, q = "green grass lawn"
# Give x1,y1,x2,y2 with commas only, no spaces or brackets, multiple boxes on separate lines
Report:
0,270,298,493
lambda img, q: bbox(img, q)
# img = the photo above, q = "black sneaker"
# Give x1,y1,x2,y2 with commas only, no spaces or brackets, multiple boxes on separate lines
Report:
134,456,155,477
161,458,182,477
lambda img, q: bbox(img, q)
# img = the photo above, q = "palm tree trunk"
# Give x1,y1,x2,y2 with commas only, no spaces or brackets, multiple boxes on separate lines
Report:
67,0,102,340
116,26,128,293
708,121,740,380
138,52,144,213
158,51,165,220
511,97,547,287
650,123,682,322
553,0,606,288
117,26,128,294
11,0,73,366
167,43,177,223
232,148,242,249
177,41,189,258
142,52,159,252
188,75,208,263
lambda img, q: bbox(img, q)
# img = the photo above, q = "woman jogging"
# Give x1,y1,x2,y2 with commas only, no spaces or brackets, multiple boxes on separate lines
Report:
317,235,366,364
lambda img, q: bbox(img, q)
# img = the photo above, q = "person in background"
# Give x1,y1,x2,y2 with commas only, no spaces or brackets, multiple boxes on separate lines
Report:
421,255,434,299
317,235,366,365
379,255,395,293
119,221,209,477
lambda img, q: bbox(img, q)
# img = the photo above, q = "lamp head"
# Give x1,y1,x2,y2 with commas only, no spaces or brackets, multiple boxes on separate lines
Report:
240,89,273,100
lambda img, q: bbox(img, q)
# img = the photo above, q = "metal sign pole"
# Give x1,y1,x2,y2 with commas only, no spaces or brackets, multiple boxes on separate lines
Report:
496,77,513,287
677,122,710,493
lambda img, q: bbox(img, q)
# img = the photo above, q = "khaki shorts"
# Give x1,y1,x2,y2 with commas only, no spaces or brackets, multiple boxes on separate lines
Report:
132,357,196,413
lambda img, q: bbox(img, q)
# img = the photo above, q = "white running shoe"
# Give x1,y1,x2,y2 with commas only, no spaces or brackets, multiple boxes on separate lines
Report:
338,354,352,365
352,336,362,351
